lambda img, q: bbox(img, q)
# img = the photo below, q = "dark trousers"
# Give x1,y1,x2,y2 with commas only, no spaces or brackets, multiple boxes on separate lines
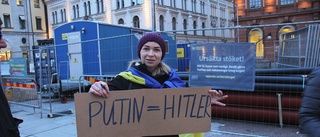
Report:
0,85,23,137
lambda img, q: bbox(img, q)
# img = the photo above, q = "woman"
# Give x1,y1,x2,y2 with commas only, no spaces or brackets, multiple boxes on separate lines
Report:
299,66,320,137
89,32,228,137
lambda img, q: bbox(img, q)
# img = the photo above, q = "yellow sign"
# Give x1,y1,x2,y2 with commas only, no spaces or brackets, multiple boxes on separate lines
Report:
62,33,68,40
177,48,184,58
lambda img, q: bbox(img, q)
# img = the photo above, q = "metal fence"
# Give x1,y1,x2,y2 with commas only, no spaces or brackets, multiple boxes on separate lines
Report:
277,24,320,68
2,77,39,112
2,25,317,130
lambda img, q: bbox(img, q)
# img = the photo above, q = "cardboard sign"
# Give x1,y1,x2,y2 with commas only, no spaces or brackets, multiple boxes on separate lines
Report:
74,87,211,137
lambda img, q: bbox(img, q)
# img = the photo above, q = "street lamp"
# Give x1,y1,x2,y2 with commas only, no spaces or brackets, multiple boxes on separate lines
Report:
256,33,272,44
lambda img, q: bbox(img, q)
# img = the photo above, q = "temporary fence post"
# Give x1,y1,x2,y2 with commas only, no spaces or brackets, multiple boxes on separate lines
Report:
277,93,283,128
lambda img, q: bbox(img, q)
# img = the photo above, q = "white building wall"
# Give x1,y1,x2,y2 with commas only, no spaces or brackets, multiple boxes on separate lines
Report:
45,0,234,43
1,0,47,58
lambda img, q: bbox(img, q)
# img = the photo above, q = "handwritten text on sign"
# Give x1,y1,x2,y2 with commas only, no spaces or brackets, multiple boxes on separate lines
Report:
74,87,211,137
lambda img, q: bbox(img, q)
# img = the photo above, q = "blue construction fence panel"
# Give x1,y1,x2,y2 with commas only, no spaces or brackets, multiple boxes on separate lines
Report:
54,21,99,79
98,28,178,75
160,33,178,71
177,42,196,72
54,21,178,78
98,25,137,75
80,22,99,75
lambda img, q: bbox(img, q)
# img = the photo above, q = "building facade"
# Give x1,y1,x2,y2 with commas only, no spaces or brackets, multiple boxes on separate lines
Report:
45,0,234,44
234,0,320,60
0,0,47,62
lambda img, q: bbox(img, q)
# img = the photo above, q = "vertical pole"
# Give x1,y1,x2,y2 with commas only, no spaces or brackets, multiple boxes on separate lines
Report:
236,4,239,43
217,0,220,36
277,93,283,128
152,0,155,31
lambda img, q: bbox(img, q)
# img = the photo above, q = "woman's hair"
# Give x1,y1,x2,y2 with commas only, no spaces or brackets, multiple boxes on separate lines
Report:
128,60,171,76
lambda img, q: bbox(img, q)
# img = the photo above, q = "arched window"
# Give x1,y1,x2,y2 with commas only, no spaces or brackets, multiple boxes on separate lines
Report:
84,2,87,16
118,18,124,25
52,12,55,24
202,22,205,36
172,17,176,33
159,15,164,31
133,16,140,28
54,11,58,23
88,1,91,15
76,5,79,18
60,9,63,22
73,5,76,19
279,26,294,40
117,0,120,9
96,0,100,13
101,0,104,12
183,19,187,34
64,9,66,22
193,21,197,35
249,29,263,58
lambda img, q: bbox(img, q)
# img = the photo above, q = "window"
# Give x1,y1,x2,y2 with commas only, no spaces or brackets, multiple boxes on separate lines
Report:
17,0,22,5
60,9,63,22
193,21,197,35
133,16,140,28
101,0,104,12
220,7,226,18
96,0,100,13
249,29,263,58
182,0,187,10
202,22,205,36
183,19,187,34
2,0,9,4
19,15,25,29
221,20,225,37
173,0,176,8
64,9,66,22
281,0,294,5
200,1,205,14
249,0,261,9
34,0,39,8
84,2,87,16
157,0,163,5
35,16,42,30
88,1,91,15
76,4,79,18
121,0,124,8
131,0,137,6
52,12,55,24
3,14,11,28
279,26,294,40
192,0,196,12
172,17,176,33
0,50,12,61
118,18,124,25
117,0,120,9
159,15,164,31
54,11,58,23
73,5,76,19
211,4,217,16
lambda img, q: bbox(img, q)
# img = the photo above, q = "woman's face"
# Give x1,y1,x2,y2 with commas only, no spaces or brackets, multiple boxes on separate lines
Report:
140,41,162,71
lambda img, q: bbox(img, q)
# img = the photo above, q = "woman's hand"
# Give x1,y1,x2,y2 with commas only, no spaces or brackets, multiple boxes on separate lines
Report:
88,81,110,98
209,89,228,106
